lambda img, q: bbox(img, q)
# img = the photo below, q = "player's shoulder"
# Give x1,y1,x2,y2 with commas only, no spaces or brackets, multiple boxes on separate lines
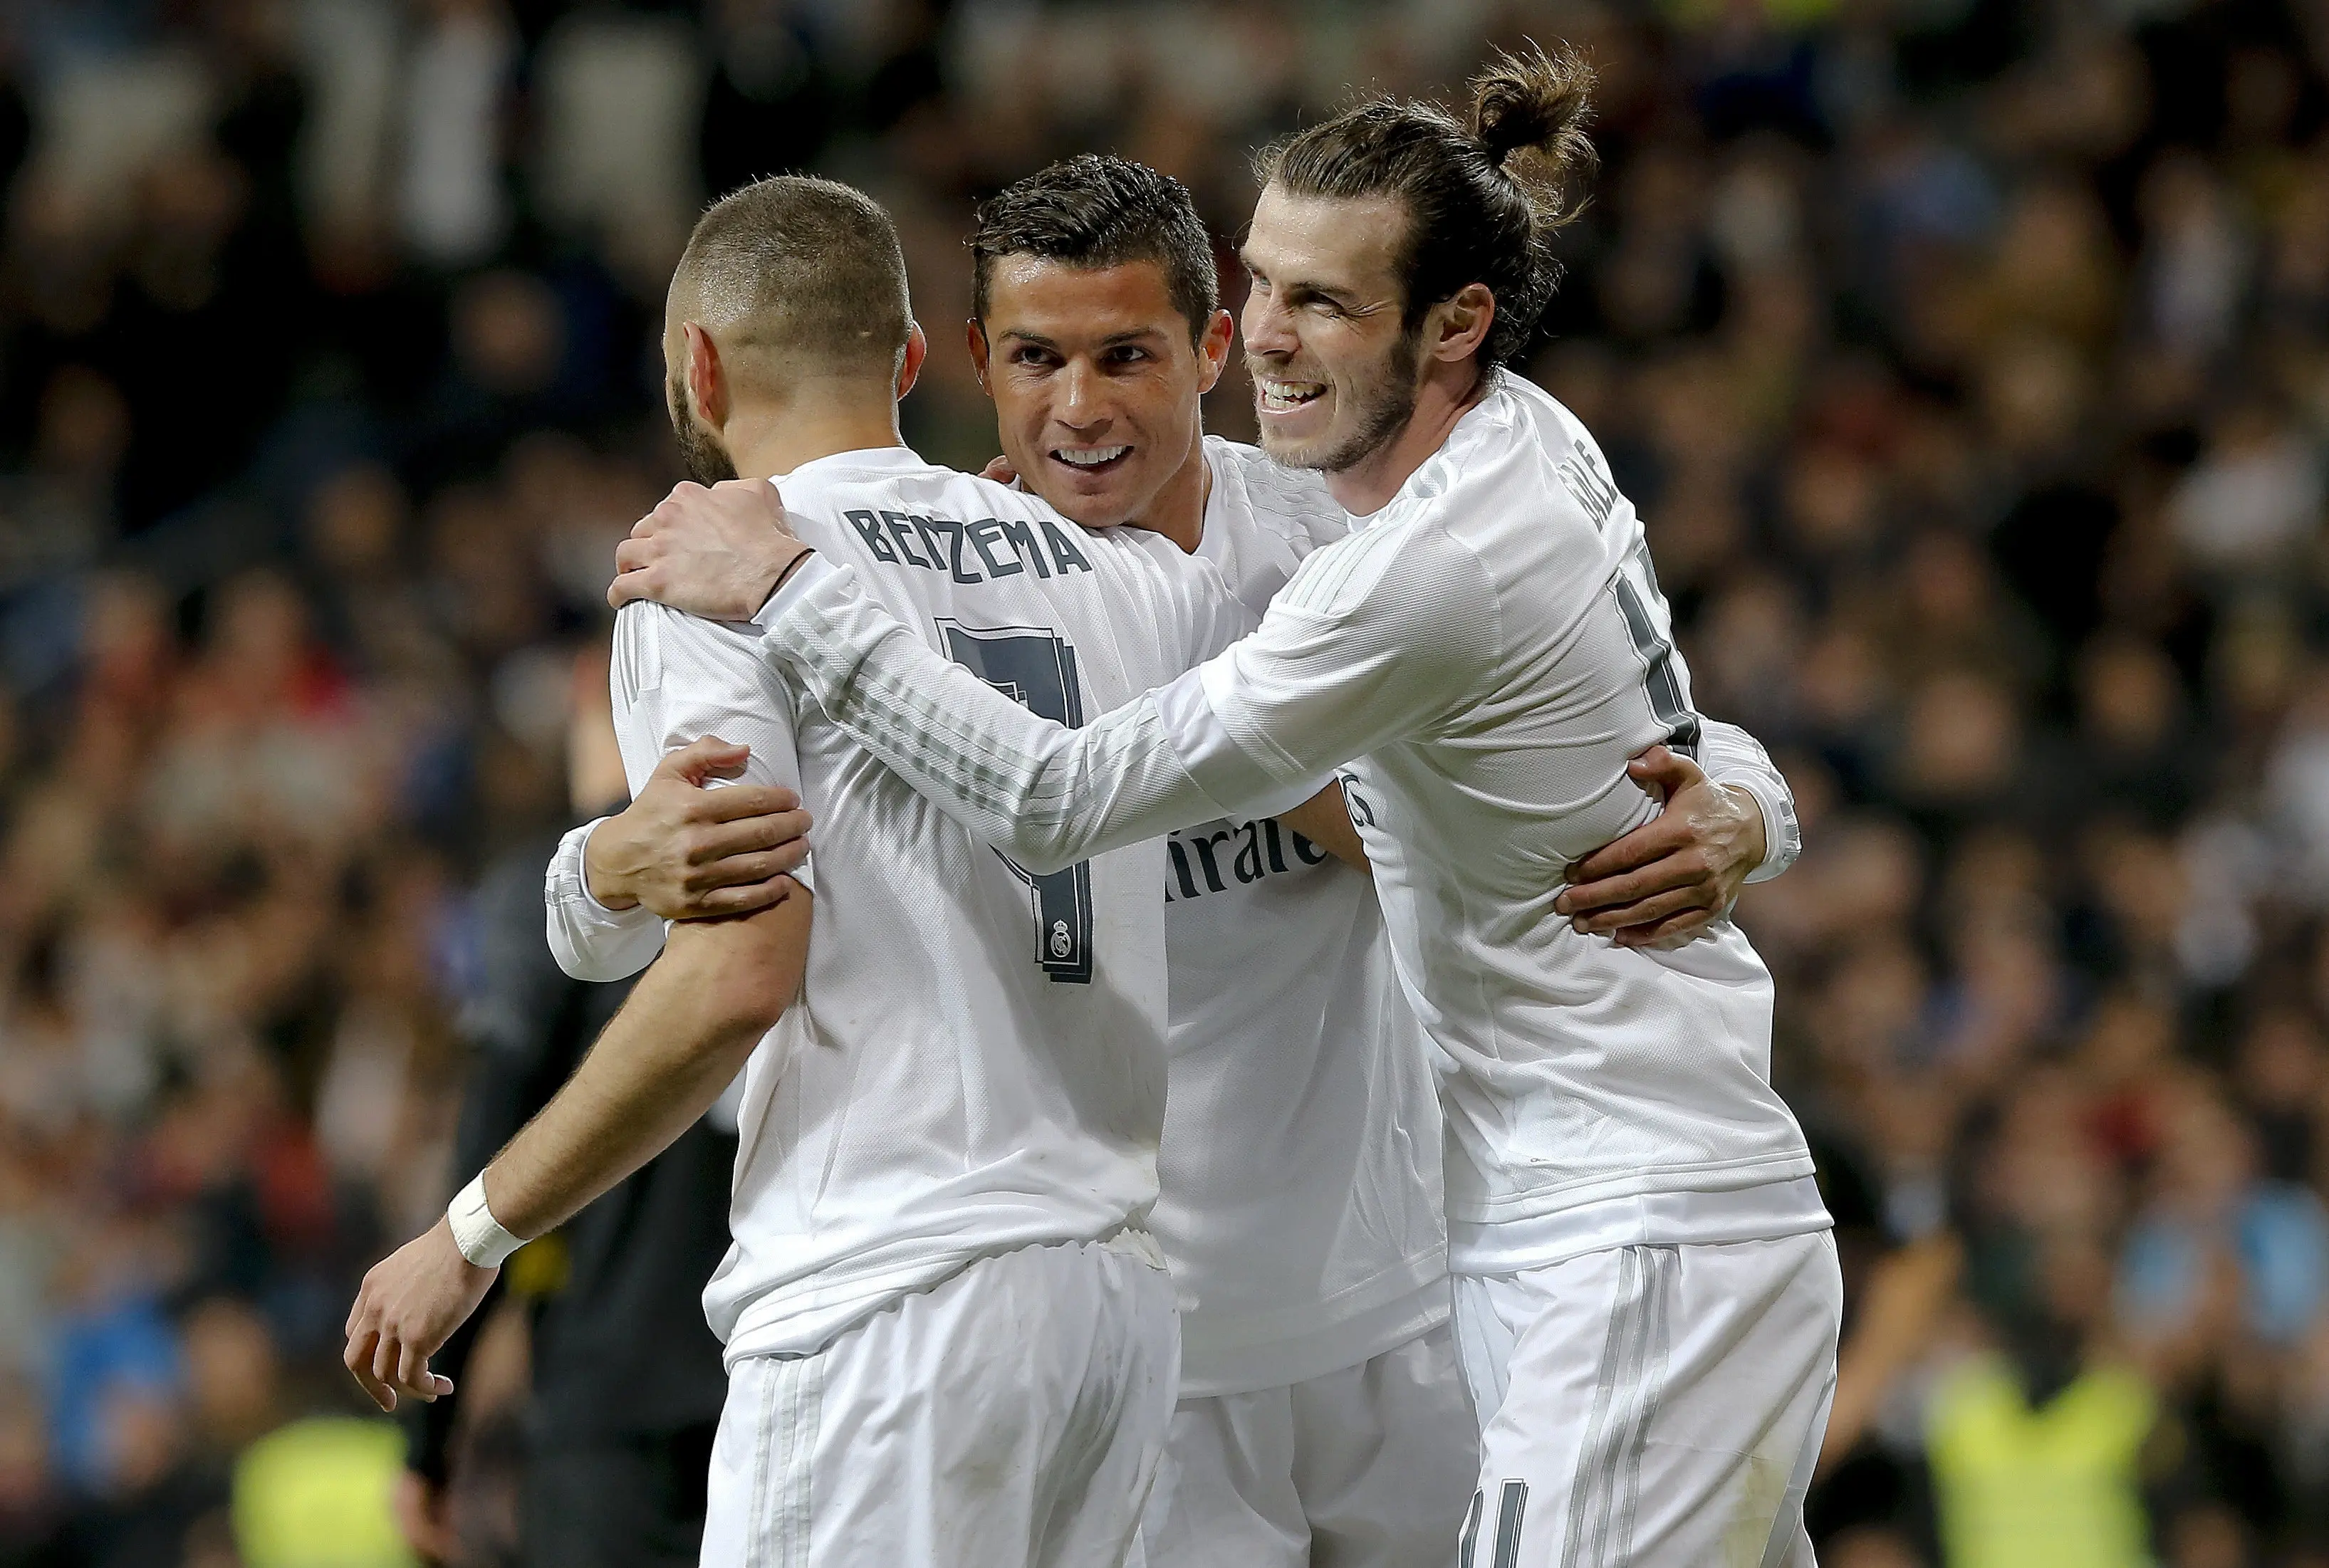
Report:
610,597,768,702
778,449,1021,531
779,451,1115,589
1203,436,1347,552
1275,500,1486,623
1387,372,1619,540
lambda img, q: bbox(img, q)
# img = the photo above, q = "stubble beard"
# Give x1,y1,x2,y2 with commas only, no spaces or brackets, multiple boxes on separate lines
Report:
1255,327,1420,476
667,370,739,486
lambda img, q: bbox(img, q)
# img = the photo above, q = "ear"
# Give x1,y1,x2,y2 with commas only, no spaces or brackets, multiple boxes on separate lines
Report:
897,322,928,402
1194,308,1234,396
1427,283,1496,365
683,323,727,430
966,317,991,392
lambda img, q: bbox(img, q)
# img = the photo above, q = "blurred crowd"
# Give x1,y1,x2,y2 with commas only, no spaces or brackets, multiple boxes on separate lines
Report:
2,0,2328,1564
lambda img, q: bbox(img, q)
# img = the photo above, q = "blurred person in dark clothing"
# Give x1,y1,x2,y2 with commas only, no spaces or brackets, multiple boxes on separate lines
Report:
397,646,732,1568
56,1381,226,1568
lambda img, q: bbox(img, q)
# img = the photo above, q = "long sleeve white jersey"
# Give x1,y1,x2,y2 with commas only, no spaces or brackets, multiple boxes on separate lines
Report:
741,377,1828,1275
1166,439,1806,1389
543,445,1243,1366
1156,439,1444,1395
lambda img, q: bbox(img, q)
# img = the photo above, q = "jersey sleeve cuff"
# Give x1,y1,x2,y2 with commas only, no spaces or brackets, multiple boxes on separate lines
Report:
1734,778,1801,884
753,552,843,634
545,820,665,981
568,818,625,915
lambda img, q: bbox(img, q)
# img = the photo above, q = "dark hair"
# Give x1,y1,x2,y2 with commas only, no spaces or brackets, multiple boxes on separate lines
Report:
969,155,1219,345
677,175,911,373
1254,41,1597,369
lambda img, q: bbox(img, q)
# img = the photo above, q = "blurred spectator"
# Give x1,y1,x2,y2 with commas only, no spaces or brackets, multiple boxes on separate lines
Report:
395,0,514,270
2,1,2329,1562
397,654,732,1568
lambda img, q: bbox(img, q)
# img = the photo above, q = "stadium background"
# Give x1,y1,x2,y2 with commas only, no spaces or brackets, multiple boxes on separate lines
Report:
1,0,2328,1564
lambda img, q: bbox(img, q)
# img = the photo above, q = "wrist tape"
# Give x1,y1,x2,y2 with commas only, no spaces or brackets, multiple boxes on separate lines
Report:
447,1173,524,1268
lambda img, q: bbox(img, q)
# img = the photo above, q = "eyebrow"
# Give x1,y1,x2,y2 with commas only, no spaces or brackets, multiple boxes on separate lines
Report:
996,326,1172,348
1240,252,1361,310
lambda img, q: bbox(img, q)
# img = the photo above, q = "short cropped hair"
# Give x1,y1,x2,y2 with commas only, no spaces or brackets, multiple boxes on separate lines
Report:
968,155,1219,345
675,176,912,375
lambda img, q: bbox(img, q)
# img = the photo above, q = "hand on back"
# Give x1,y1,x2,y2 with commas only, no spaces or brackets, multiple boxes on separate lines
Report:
1553,746,1766,948
585,738,813,920
610,478,816,621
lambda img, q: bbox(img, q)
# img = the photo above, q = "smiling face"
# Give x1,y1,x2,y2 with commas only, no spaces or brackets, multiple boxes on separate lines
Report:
1240,185,1422,473
971,255,1230,529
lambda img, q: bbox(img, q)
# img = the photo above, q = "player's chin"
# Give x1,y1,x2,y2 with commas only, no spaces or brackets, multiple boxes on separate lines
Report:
1254,429,1330,471
1252,412,1342,470
1037,454,1143,523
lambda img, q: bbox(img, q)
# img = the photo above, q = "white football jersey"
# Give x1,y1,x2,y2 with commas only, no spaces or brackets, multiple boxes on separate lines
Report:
1154,439,1445,1396
742,374,1826,1281
543,445,1242,1365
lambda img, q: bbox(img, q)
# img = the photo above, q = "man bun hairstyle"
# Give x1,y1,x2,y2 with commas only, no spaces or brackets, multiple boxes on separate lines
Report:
677,175,912,377
1471,43,1598,200
969,155,1220,346
1256,41,1597,369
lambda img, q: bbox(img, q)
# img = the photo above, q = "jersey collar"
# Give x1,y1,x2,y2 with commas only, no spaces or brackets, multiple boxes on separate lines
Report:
773,444,929,484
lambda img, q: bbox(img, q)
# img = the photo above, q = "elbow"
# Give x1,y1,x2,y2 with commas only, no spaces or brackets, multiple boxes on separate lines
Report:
660,894,812,1047
1009,841,1080,878
697,966,798,1042
989,816,1082,876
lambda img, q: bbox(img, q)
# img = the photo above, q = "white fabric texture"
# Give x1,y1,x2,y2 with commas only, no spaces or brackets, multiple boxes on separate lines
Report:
543,816,673,982
1140,1320,1476,1568
1155,439,1447,1396
701,1234,1179,1568
748,376,1823,1263
548,445,1245,1364
1450,1233,1841,1568
1694,718,1801,884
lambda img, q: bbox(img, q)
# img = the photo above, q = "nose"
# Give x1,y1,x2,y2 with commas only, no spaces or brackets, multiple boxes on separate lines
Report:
1242,288,1296,360
1056,360,1109,430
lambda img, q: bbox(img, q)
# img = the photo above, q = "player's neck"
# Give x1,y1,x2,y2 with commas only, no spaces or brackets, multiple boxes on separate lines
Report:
1325,362,1492,517
1127,438,1210,555
722,394,906,482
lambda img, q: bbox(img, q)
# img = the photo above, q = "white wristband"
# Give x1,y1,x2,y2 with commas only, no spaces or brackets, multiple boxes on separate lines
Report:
447,1173,525,1268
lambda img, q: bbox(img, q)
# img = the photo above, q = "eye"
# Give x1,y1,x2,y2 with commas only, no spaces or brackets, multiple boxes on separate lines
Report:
1010,346,1056,367
1105,346,1150,366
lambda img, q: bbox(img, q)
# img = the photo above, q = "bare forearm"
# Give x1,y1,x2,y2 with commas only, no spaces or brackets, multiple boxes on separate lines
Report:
484,899,808,1237
1278,782,1367,871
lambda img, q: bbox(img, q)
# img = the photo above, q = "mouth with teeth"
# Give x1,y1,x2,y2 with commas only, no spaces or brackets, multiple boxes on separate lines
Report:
1050,444,1132,475
1258,378,1328,414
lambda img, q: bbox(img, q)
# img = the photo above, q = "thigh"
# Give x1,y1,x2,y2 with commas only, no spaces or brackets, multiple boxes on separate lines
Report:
705,1238,1179,1568
1461,1233,1843,1568
526,1429,714,1568
1140,1389,1306,1568
1291,1323,1480,1568
1028,1238,1181,1568
699,1354,820,1568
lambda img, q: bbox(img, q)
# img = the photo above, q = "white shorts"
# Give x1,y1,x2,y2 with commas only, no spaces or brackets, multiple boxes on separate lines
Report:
1138,1322,1477,1568
1452,1231,1840,1568
702,1233,1179,1568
